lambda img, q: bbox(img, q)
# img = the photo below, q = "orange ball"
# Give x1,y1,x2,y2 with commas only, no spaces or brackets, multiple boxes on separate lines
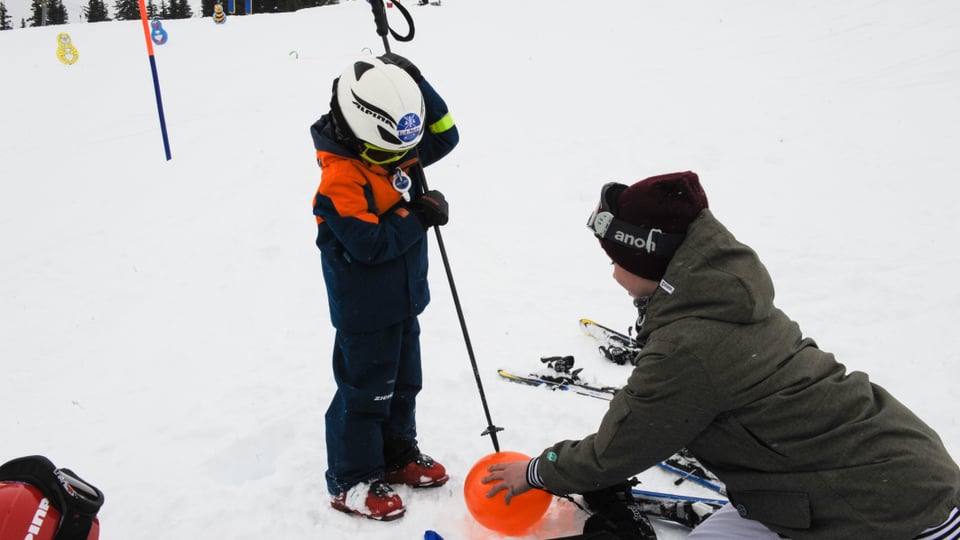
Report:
463,451,552,536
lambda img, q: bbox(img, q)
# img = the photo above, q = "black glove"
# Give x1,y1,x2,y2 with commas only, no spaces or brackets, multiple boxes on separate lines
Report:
409,190,448,228
582,483,657,540
379,52,422,83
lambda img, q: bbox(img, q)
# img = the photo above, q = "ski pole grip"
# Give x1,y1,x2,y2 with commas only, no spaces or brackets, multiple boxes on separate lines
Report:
370,0,389,38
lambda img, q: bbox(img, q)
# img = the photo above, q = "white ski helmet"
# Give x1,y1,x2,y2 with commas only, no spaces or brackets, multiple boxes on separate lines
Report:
335,57,425,152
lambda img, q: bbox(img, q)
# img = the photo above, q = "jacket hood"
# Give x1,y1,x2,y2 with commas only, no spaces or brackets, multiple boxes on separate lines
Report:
639,209,775,337
310,114,356,157
311,114,421,173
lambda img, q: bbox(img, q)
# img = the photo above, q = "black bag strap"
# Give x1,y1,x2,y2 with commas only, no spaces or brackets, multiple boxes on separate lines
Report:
0,455,104,540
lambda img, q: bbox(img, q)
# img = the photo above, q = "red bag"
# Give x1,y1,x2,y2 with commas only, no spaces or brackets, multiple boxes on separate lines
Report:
0,456,103,540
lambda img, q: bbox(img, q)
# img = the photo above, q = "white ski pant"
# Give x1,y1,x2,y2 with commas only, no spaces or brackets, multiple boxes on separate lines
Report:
687,503,960,539
686,503,782,539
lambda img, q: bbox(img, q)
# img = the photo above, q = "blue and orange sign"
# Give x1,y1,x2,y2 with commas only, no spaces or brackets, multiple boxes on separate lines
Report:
150,19,168,45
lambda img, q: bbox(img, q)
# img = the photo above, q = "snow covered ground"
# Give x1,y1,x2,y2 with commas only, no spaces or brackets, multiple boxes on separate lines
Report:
2,1,959,538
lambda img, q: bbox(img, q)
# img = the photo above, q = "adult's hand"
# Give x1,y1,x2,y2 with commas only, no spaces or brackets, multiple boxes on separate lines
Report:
482,460,533,505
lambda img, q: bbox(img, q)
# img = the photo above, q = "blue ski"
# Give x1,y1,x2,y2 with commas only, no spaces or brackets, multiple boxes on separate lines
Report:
657,462,727,496
631,488,728,507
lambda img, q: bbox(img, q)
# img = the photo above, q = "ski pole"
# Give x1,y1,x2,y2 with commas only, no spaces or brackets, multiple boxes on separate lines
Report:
369,0,414,54
368,0,504,452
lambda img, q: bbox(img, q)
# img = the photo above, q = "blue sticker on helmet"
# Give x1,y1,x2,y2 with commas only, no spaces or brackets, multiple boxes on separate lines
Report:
397,113,423,143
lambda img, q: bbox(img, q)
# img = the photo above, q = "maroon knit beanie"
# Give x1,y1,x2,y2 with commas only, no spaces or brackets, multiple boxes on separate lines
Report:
598,171,709,280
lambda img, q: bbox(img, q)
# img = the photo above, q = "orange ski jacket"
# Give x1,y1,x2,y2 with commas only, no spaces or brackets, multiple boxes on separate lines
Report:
310,78,458,332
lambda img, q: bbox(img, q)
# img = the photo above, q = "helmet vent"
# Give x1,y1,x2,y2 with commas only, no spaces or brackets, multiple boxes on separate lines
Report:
353,61,376,80
378,125,402,146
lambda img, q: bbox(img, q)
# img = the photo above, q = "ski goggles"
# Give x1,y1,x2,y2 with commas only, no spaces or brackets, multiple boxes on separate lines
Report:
360,142,410,165
586,182,685,257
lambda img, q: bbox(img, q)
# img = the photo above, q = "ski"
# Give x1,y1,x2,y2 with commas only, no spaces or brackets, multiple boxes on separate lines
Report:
654,448,727,497
580,318,642,365
656,462,727,496
629,493,725,530
497,369,617,401
547,491,723,539
580,318,639,349
631,488,727,507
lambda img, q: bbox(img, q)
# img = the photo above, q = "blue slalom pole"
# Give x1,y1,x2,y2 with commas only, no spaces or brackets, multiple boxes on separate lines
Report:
137,0,172,160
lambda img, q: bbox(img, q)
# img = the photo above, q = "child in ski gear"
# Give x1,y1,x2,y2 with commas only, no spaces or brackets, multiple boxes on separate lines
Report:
310,53,458,521
484,172,960,539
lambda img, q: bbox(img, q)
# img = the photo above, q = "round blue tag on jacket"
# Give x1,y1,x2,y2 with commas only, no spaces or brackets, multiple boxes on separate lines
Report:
392,169,412,201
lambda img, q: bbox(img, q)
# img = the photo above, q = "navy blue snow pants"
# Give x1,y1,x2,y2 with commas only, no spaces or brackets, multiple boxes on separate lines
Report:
324,316,423,495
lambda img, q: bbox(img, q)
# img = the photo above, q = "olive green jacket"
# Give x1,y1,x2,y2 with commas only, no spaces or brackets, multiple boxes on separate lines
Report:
537,209,959,539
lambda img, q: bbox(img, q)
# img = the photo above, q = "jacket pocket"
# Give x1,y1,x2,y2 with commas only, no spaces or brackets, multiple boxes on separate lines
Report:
729,490,811,529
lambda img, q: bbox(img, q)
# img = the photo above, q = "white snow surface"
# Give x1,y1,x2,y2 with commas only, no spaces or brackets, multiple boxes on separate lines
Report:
2,1,960,538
